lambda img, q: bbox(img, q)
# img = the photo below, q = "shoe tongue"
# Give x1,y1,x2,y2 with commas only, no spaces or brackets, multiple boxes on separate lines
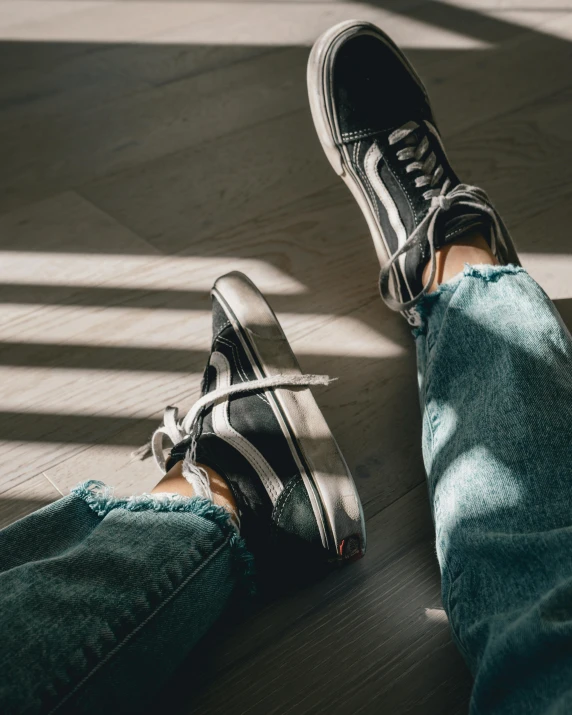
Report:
408,209,494,295
442,209,493,248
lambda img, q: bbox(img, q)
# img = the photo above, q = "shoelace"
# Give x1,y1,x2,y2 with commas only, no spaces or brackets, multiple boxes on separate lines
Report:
149,372,332,503
379,121,511,315
389,120,445,200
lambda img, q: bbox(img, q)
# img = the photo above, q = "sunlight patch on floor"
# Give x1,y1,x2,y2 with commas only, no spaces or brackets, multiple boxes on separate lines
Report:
0,1,491,48
0,252,308,294
0,366,202,418
519,252,572,300
441,0,572,38
0,309,405,355
425,608,449,623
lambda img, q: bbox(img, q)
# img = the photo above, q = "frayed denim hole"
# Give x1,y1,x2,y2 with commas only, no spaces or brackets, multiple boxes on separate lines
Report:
412,281,455,341
462,262,526,282
71,480,255,594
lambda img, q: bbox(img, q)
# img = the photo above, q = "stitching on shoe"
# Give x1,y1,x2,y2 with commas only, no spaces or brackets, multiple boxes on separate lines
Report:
385,156,418,223
218,336,270,407
212,320,232,342
342,128,381,141
355,141,381,223
273,476,300,529
360,167,381,224
216,336,270,406
212,394,282,502
342,128,376,137
444,220,484,241
222,433,281,502
208,350,283,503
216,336,248,382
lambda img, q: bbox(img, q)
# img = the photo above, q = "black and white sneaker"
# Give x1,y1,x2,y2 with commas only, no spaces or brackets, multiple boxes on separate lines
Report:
307,20,520,323
151,271,366,569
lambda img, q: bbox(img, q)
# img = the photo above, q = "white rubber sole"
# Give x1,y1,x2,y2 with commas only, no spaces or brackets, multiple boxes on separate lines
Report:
212,271,366,561
306,20,431,292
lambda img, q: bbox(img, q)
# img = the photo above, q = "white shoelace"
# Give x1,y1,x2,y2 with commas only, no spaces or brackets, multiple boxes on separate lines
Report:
149,372,332,503
379,121,511,315
389,120,445,200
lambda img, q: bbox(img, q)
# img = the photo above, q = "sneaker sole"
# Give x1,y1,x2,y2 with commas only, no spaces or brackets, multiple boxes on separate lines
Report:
212,271,366,562
307,19,431,278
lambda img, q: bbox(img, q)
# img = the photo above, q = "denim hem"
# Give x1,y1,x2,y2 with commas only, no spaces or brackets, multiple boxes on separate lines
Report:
72,480,255,592
412,263,526,338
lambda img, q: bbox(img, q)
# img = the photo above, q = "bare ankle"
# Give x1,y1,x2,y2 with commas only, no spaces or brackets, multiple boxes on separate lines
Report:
422,230,497,293
151,460,238,518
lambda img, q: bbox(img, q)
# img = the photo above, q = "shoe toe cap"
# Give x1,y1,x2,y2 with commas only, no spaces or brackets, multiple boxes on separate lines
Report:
332,29,430,137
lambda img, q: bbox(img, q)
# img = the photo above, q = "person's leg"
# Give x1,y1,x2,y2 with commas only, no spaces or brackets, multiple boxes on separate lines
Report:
308,21,572,710
416,242,572,714
0,271,365,715
421,232,498,292
0,460,249,715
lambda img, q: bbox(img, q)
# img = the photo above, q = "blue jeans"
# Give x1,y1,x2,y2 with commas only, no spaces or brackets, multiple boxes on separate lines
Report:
0,484,253,714
1,265,571,713
415,265,572,714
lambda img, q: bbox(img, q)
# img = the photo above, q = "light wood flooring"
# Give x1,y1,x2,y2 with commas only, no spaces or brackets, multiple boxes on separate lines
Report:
1,1,572,712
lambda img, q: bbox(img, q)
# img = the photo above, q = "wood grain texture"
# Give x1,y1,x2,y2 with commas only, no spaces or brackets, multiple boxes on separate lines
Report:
165,485,472,715
0,473,61,529
2,1,572,713
0,48,310,213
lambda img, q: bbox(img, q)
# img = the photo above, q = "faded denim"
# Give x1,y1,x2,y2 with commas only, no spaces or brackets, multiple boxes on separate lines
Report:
0,482,252,714
415,265,572,715
1,264,572,715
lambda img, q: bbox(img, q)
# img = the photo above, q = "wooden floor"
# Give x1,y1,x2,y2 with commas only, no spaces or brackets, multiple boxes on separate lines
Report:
2,0,572,712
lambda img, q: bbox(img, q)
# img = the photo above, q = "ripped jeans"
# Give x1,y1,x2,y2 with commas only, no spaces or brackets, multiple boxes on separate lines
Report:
415,265,572,714
0,486,253,714
1,265,571,714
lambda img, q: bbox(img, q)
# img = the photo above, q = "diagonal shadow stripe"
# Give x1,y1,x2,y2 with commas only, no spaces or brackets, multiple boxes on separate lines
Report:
0,497,60,530
0,284,212,311
0,284,327,313
0,411,158,445
0,341,206,373
0,407,410,453
0,341,406,373
374,0,544,44
0,283,387,322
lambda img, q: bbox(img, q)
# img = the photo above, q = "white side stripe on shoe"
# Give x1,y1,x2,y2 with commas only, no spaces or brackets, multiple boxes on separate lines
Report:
210,351,284,505
364,142,414,299
146,359,331,504
365,142,408,249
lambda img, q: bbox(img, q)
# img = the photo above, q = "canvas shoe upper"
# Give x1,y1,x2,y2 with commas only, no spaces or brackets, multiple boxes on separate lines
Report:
150,272,366,570
307,20,519,323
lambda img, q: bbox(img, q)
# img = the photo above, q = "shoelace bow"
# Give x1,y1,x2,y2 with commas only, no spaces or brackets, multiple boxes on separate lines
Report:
379,121,511,316
147,372,333,503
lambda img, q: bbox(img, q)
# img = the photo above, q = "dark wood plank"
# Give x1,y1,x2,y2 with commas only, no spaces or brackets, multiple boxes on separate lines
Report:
182,485,472,715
